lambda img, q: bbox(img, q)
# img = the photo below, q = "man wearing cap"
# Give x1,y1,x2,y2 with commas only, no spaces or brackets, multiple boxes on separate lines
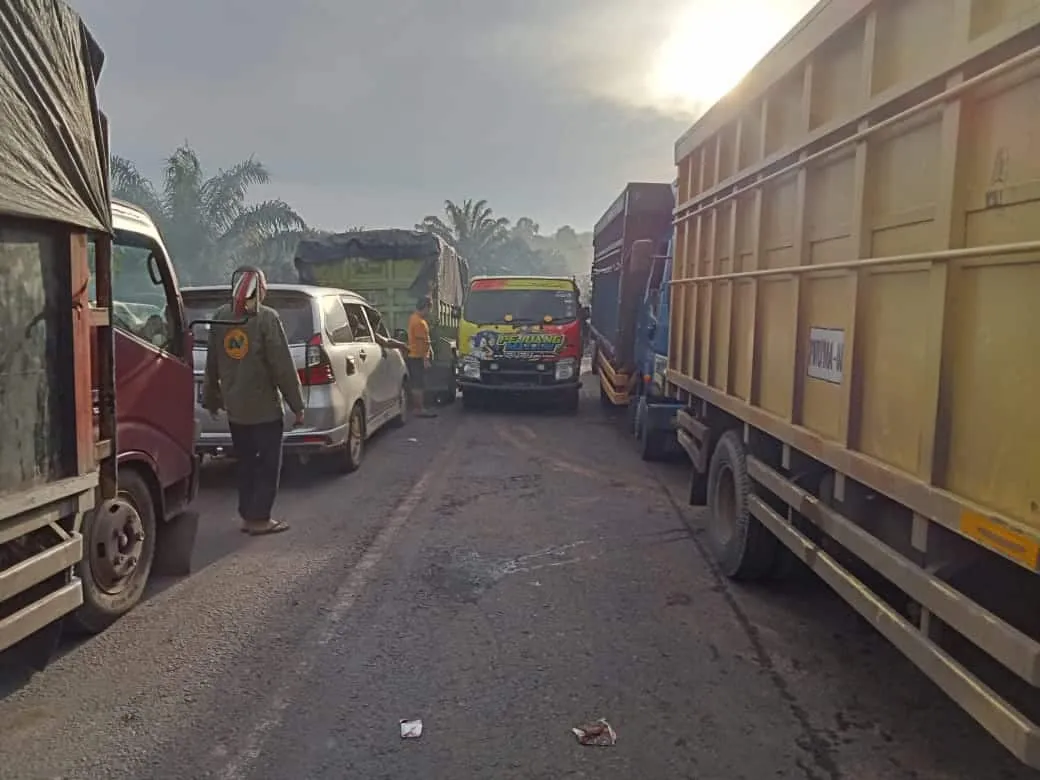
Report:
202,266,304,535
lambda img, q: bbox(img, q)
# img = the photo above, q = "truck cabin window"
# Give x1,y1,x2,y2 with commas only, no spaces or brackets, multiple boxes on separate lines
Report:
88,232,175,352
464,288,577,325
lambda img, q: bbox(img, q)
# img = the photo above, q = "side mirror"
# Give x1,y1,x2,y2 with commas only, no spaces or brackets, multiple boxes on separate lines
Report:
393,328,407,341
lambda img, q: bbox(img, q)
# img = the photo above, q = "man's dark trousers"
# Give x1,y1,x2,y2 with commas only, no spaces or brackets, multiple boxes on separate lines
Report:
228,418,284,522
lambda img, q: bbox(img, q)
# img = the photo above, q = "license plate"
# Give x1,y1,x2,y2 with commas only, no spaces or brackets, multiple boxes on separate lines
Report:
196,381,205,404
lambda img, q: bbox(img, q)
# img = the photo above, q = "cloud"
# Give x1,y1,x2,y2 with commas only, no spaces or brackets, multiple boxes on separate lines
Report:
74,0,808,232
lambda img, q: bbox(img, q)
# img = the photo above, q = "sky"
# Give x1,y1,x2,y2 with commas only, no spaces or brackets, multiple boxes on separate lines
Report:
75,0,817,234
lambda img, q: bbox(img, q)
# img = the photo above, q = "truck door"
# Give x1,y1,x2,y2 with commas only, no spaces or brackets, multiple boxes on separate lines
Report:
91,231,194,488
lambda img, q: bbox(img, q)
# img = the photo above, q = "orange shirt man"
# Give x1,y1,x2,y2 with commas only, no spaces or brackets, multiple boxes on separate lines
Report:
406,297,436,418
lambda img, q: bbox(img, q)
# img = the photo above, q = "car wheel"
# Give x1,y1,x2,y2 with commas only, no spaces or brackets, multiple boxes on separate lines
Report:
69,468,157,634
340,403,365,473
391,382,408,428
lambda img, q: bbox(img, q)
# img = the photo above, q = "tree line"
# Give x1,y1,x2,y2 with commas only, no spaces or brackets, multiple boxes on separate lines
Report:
111,145,591,297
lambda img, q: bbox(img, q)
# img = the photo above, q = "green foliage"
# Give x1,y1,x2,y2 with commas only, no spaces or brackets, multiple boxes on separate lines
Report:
110,145,307,285
416,199,592,296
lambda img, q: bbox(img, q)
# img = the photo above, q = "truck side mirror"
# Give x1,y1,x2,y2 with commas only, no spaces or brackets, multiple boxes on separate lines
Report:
393,327,407,341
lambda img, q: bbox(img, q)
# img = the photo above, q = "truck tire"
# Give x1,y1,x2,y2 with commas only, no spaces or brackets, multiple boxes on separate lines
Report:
70,469,157,634
705,430,779,581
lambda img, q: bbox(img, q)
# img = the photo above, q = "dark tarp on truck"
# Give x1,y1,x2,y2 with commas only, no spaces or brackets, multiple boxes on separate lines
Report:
1,0,111,498
0,0,116,654
294,229,467,403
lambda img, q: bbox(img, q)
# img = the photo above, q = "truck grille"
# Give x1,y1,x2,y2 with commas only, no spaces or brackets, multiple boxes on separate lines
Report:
480,359,557,386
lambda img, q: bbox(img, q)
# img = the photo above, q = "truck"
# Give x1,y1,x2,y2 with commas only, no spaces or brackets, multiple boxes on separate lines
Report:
294,229,467,405
667,0,1040,766
625,229,686,462
456,275,583,412
589,183,674,409
1,1,202,662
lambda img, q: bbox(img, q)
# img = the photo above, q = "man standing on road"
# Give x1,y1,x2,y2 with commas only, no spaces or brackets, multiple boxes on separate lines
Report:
406,296,437,418
202,266,305,536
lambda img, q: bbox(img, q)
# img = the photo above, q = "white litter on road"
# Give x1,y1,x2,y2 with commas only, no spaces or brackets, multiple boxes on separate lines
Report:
400,719,423,739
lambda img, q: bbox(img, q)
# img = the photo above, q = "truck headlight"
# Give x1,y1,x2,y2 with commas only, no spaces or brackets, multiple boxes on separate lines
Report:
555,358,576,381
462,359,481,379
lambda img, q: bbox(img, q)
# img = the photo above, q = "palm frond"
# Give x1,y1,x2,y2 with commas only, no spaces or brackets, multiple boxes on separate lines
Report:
219,199,307,254
109,156,165,220
201,157,270,234
162,144,207,237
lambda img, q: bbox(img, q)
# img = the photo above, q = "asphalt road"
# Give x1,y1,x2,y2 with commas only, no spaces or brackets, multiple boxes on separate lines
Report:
1,377,1037,780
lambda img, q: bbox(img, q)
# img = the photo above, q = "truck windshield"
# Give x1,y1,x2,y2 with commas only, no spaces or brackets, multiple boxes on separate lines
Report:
464,288,577,324
182,291,315,345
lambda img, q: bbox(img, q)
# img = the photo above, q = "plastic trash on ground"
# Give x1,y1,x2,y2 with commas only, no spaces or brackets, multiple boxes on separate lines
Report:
400,718,423,739
571,718,616,746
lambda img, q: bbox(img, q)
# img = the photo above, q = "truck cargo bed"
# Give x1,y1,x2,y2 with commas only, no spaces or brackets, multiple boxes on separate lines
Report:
668,0,1040,766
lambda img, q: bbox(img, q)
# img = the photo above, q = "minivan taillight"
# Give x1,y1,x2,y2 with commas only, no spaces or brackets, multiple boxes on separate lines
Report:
299,333,334,385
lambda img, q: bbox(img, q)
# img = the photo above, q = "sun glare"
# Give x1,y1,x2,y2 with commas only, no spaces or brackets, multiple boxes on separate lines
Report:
648,0,812,116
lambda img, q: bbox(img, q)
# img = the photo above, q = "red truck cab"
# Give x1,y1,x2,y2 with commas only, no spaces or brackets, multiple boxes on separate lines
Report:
76,199,201,632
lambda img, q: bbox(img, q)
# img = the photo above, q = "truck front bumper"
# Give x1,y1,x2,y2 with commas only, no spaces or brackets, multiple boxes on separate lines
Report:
458,378,581,394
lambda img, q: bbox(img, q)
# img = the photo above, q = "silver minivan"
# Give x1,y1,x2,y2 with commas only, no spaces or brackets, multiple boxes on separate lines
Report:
182,283,409,472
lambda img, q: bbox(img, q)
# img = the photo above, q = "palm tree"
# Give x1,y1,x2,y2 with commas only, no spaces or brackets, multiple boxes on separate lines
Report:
110,144,307,284
416,199,509,273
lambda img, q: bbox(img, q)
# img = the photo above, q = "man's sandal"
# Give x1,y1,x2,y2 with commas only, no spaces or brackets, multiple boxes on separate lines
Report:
245,520,290,536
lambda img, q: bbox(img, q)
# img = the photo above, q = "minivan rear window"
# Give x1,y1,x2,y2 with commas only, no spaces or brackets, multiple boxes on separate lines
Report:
182,292,315,345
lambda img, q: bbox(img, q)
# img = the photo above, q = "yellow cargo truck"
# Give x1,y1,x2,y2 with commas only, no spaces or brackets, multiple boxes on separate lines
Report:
668,0,1040,766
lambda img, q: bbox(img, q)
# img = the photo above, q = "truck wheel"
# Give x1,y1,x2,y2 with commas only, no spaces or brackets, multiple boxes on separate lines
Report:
339,403,365,473
70,469,157,634
705,430,779,581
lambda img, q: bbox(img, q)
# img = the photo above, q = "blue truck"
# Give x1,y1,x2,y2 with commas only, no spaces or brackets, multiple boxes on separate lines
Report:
590,182,684,461
626,233,685,461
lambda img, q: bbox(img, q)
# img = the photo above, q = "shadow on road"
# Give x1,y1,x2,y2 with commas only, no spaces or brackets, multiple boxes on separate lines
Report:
0,424,404,699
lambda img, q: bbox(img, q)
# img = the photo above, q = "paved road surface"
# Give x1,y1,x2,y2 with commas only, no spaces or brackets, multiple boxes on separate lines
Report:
1,379,1037,779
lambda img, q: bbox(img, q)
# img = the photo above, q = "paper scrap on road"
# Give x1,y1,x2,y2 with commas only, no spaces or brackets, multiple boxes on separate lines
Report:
571,719,616,746
407,437,419,443
400,719,423,739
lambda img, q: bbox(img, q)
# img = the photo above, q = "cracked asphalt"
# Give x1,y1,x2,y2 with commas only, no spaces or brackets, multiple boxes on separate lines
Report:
1,377,1037,779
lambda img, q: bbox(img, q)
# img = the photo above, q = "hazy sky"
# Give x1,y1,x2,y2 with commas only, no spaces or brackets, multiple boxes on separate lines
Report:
75,0,816,233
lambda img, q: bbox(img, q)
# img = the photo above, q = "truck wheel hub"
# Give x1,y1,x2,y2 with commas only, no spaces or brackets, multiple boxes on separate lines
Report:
90,497,145,592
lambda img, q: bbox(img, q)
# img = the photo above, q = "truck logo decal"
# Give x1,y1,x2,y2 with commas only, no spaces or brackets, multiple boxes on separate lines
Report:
224,328,250,360
806,327,844,384
469,329,566,360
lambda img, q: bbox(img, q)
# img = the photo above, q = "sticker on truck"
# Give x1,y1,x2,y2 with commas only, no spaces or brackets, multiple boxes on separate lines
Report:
806,327,845,385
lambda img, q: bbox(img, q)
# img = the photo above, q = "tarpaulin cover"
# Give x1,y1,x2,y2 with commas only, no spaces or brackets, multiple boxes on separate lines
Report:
0,0,110,232
295,229,466,309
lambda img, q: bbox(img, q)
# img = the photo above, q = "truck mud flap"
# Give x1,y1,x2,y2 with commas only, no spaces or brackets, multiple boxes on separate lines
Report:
152,510,199,578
